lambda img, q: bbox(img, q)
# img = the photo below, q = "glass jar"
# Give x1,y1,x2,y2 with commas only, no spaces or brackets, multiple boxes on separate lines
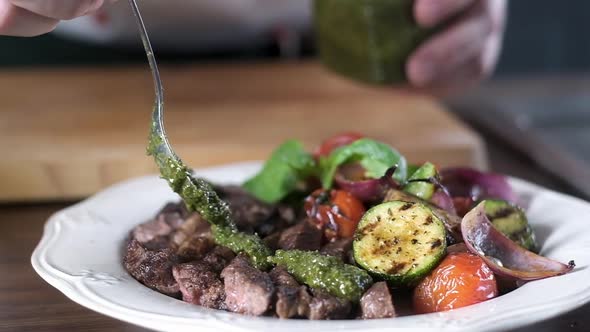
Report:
314,0,435,84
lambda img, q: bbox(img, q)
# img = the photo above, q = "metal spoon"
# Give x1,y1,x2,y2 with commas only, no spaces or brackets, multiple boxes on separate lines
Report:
128,0,175,166
128,0,238,232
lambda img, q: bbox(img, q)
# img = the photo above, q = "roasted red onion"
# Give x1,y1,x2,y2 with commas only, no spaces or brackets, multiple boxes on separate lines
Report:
462,202,575,281
335,165,399,202
440,167,517,203
431,188,456,215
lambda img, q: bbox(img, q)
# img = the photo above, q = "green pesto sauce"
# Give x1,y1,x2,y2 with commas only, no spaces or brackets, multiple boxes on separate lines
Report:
147,118,272,268
314,0,433,84
269,250,373,302
147,128,234,229
212,225,272,270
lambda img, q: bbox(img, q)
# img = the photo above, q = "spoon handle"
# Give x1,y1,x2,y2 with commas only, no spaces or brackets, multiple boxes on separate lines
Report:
128,0,172,157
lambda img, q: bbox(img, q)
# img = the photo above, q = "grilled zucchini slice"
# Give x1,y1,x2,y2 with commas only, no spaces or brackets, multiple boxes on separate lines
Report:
403,162,437,200
353,201,446,286
484,199,538,252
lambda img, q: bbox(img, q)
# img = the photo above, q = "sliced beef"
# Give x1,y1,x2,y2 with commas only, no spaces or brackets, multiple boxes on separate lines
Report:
170,213,214,261
320,238,353,262
270,267,299,288
263,232,282,251
131,207,185,247
360,282,396,319
268,269,350,320
132,202,212,256
278,221,322,251
172,262,225,309
202,246,235,273
221,256,275,316
170,213,212,248
256,205,298,238
123,239,179,296
215,185,275,232
308,289,351,320
215,185,297,237
277,205,296,224
176,236,214,262
269,267,313,319
159,201,190,218
295,287,313,318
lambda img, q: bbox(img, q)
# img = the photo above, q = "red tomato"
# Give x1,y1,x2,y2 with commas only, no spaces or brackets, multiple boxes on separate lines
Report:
413,252,498,314
314,132,364,158
304,189,366,239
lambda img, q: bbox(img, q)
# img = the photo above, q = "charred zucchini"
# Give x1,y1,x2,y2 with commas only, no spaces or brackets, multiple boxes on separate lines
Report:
403,162,437,200
353,201,446,286
484,199,538,252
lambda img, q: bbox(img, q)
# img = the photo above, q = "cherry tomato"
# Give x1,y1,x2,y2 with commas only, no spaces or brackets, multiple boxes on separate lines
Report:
314,132,364,158
304,189,366,239
413,252,498,314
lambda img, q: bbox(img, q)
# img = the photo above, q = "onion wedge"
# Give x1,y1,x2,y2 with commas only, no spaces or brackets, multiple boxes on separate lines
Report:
431,188,457,215
441,168,517,203
462,202,575,281
335,165,399,202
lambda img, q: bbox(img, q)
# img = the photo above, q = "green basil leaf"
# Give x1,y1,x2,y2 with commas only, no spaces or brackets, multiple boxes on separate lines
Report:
320,138,407,188
243,140,316,203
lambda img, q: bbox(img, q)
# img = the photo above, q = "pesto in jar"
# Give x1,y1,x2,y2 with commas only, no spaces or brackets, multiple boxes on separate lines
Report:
314,0,434,84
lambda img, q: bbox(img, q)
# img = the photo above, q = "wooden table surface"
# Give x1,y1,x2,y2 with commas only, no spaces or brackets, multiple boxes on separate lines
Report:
0,62,485,202
2,73,589,331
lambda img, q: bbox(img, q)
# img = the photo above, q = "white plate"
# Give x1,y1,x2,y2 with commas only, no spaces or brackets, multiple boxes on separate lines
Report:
32,161,590,332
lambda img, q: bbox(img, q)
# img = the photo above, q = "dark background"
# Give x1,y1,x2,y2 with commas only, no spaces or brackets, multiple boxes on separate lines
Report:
1,0,589,76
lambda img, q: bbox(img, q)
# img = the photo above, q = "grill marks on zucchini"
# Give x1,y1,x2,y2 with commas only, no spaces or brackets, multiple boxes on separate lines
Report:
353,201,447,286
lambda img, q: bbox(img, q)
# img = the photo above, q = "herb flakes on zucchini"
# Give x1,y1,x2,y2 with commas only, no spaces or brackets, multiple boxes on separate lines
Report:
353,201,447,286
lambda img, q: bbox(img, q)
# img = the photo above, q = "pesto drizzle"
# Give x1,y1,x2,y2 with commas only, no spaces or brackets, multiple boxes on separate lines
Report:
147,118,271,269
212,225,272,270
269,250,373,302
147,127,234,229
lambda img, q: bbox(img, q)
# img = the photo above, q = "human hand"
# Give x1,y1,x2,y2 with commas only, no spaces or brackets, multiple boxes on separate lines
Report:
407,0,507,92
0,0,115,36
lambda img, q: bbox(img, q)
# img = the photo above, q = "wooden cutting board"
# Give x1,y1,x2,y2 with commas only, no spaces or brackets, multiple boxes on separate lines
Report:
0,62,486,202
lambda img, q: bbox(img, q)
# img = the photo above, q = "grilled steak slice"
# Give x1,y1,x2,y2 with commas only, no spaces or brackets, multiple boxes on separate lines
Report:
269,267,313,319
132,202,213,256
124,239,179,296
256,205,298,238
278,221,322,251
131,207,185,248
169,213,214,261
221,256,275,316
270,267,299,288
159,202,190,218
308,289,351,320
320,238,353,262
202,246,235,273
172,262,225,309
176,236,214,262
263,232,282,251
215,185,275,232
215,185,297,237
360,282,396,319
295,287,313,318
170,213,212,247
